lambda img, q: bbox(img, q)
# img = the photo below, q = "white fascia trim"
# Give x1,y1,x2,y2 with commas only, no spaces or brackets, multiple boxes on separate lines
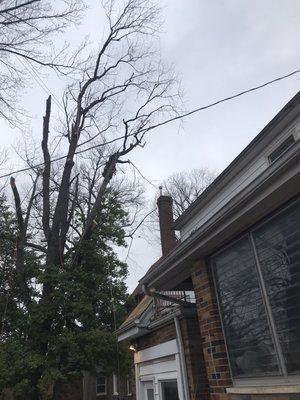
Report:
134,339,178,364
117,326,148,342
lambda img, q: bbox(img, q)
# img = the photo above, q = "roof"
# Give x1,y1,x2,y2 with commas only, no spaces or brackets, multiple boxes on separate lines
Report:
139,91,300,288
173,90,300,230
118,295,153,331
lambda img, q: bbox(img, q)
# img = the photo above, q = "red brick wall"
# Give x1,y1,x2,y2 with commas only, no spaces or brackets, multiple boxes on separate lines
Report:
191,259,232,400
135,321,177,351
180,316,209,400
157,195,178,256
134,313,210,400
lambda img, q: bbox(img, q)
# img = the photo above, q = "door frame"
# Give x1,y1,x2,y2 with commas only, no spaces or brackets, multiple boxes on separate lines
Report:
142,379,155,400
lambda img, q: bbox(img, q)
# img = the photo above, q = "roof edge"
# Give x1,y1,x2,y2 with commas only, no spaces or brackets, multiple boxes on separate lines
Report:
173,90,300,230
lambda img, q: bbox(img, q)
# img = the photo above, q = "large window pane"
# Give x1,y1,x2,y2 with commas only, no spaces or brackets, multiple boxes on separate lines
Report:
213,237,280,378
161,380,179,400
254,202,300,374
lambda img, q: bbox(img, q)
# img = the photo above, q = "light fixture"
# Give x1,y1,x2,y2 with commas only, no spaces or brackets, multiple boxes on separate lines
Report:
129,344,137,352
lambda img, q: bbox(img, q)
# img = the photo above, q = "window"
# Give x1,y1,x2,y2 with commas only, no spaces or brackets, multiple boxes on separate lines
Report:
212,200,300,380
146,389,154,400
254,204,300,374
268,135,295,163
143,381,154,400
212,238,279,377
96,376,106,395
161,380,179,400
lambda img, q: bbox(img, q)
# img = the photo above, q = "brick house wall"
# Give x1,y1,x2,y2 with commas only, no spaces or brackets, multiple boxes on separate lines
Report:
191,259,232,400
190,229,300,400
180,315,209,400
135,321,177,351
133,312,209,400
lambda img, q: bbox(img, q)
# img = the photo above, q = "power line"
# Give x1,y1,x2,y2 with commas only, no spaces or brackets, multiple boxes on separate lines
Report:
141,67,300,133
129,161,158,188
18,57,67,157
0,133,128,180
1,67,299,181
19,57,65,113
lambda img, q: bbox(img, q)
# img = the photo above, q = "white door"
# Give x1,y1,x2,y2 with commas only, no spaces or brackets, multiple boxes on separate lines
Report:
143,381,154,400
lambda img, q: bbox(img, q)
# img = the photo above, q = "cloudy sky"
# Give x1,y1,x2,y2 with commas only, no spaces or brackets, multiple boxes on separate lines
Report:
1,0,300,291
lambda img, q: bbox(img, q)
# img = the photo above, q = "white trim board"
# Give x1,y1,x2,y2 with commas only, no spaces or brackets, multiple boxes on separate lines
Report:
227,386,300,394
134,339,178,364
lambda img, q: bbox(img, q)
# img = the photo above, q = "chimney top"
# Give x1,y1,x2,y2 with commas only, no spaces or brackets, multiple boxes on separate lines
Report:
157,193,177,257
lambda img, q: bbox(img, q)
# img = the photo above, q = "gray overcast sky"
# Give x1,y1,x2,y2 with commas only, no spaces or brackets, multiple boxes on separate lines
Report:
1,0,300,291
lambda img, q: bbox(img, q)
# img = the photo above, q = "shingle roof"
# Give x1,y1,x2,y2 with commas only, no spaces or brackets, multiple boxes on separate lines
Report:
118,295,153,331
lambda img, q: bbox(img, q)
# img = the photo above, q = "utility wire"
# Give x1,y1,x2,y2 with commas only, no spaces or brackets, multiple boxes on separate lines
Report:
140,67,300,134
20,57,65,113
129,161,158,188
18,57,66,157
1,67,299,181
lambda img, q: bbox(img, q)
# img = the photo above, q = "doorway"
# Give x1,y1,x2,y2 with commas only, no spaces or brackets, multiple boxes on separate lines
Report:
143,381,154,400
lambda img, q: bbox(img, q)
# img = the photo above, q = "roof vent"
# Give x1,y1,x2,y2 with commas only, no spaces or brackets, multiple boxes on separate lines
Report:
268,134,295,163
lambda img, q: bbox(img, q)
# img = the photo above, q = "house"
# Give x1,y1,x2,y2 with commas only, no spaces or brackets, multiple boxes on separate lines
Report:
57,372,133,400
117,196,209,400
2,371,133,399
117,91,300,400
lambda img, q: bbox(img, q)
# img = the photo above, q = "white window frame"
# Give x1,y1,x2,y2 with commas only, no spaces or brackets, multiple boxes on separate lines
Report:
96,375,107,396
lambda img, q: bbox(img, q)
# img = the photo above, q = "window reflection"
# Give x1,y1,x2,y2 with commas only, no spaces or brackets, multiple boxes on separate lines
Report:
212,201,300,379
254,204,300,374
213,238,279,377
161,380,179,400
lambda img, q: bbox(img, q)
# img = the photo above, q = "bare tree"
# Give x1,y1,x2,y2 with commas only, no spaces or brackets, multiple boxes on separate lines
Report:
144,168,216,245
0,0,85,124
3,1,180,396
161,168,216,219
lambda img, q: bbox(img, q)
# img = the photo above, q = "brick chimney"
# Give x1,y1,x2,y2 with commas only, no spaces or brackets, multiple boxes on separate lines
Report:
157,191,177,257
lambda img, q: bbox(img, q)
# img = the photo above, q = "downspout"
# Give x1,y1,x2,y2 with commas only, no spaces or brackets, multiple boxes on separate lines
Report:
142,284,190,400
135,361,140,400
174,316,190,400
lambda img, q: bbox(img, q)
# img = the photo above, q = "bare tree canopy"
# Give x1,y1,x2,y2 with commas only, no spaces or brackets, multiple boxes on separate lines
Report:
0,0,84,123
3,0,180,270
162,167,216,219
145,168,216,246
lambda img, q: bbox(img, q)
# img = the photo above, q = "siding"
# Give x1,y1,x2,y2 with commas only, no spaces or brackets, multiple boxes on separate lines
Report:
180,118,300,241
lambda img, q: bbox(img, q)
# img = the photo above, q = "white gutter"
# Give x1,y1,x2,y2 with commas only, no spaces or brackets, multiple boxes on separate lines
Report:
174,316,190,400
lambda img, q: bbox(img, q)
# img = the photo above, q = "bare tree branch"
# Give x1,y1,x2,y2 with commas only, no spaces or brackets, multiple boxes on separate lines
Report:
0,0,85,123
41,95,51,240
